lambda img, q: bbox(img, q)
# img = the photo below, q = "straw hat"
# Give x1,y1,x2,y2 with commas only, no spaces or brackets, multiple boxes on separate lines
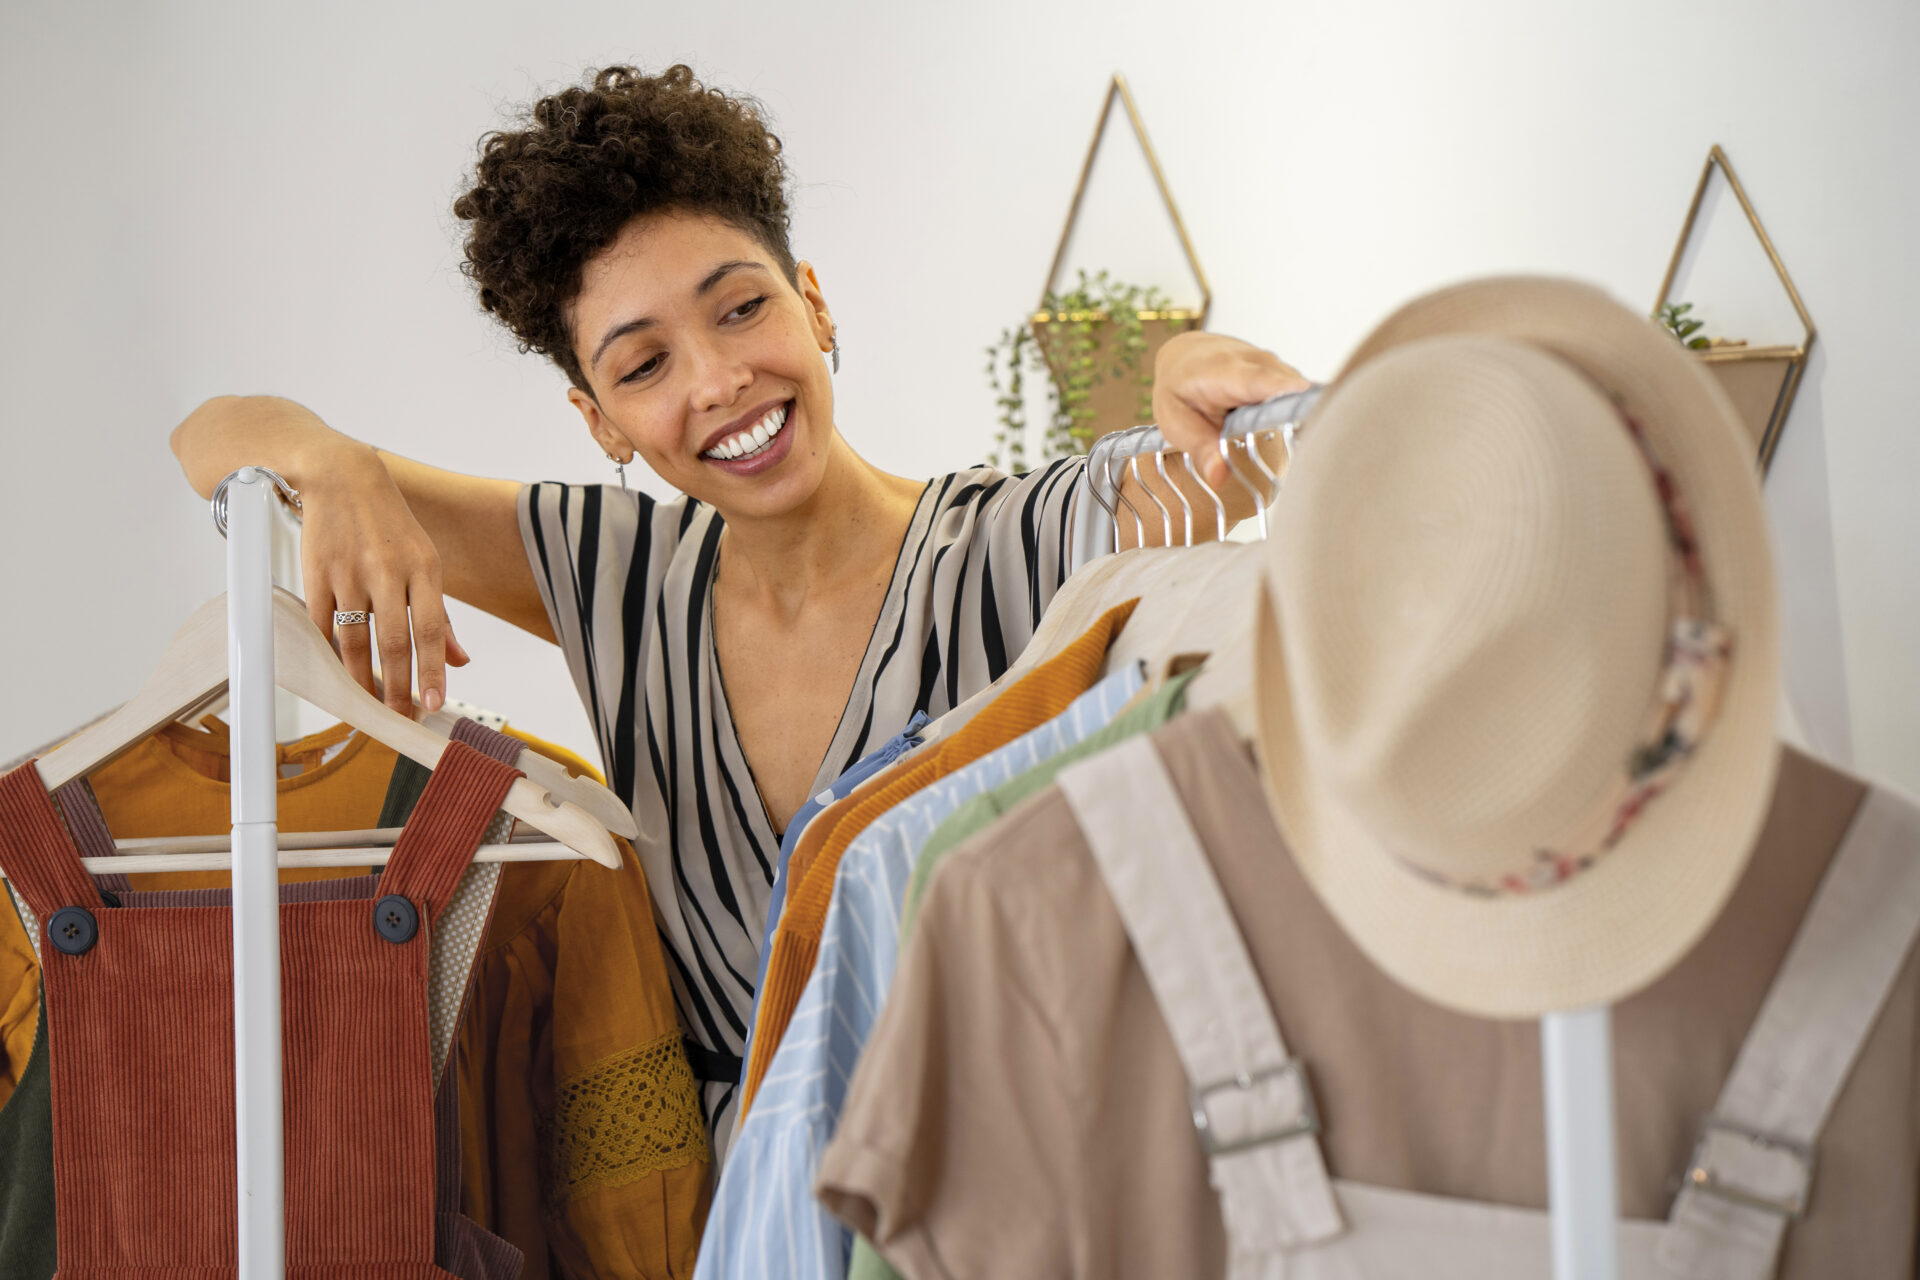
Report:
1252,276,1779,1019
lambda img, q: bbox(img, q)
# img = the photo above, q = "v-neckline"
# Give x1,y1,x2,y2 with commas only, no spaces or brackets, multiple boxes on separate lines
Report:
704,480,936,837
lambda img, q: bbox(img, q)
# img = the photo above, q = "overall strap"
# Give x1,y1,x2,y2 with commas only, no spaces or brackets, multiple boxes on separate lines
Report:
448,716,526,767
378,741,521,927
1661,785,1920,1279
426,731,527,1278
50,778,130,896
0,763,106,924
1057,735,1344,1275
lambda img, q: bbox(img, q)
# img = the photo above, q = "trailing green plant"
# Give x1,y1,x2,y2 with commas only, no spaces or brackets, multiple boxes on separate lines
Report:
986,270,1194,472
984,322,1034,475
1658,301,1713,350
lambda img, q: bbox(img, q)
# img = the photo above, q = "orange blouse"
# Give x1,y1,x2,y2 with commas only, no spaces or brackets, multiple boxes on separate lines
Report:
740,599,1138,1114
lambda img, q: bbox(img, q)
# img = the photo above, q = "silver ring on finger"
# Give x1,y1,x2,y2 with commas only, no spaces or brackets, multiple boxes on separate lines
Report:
333,610,372,627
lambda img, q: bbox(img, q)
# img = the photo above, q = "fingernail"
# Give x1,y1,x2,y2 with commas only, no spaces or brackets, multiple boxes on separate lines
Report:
424,688,443,713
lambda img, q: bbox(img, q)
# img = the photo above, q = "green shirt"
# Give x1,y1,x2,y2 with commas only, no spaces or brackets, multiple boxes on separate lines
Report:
850,667,1198,1280
0,983,54,1280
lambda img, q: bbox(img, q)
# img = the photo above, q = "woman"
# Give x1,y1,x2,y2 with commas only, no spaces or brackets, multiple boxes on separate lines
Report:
171,64,1304,1158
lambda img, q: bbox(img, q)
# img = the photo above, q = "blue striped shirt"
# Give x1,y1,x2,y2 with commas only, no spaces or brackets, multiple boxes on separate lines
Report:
740,712,932,1091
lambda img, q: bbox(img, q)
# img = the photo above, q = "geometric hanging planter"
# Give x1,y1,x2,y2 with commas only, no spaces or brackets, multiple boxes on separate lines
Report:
1653,145,1817,475
1025,74,1210,450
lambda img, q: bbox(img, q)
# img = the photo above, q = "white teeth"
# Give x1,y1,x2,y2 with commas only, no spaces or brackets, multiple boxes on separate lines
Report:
704,403,791,461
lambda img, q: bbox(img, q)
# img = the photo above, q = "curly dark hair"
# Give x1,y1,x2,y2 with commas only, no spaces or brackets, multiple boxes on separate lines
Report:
454,64,797,393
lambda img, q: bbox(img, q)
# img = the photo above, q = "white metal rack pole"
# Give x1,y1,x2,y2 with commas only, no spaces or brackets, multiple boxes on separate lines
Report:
225,469,287,1278
1542,1006,1619,1280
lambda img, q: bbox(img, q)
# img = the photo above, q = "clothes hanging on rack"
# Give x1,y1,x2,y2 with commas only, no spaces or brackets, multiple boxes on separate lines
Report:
899,662,1202,933
519,459,1108,1162
841,660,1202,1280
698,661,1146,1280
0,719,477,1280
0,713,711,1280
819,710,1920,1279
737,711,932,1090
0,730,527,1280
452,826,712,1279
289,723,714,1278
738,597,1140,1115
0,718,402,1106
0,739,524,1277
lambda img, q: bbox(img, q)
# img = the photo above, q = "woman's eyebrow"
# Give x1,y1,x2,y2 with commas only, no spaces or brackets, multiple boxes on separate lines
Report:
591,260,773,370
695,259,769,296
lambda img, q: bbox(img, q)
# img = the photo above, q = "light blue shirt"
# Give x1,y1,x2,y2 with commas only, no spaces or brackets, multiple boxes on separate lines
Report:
741,712,931,1090
694,663,1146,1280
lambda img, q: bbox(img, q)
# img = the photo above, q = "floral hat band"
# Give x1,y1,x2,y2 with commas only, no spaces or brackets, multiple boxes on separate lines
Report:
1393,401,1734,899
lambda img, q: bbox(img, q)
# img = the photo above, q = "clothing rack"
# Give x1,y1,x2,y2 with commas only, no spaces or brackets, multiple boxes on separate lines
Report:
222,467,288,1276
1088,393,1624,1279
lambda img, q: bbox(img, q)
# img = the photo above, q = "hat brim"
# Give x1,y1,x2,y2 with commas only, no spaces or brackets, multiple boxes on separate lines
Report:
1253,276,1781,1019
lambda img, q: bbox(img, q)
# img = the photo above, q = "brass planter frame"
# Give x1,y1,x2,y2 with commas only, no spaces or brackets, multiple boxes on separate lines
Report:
1028,74,1210,442
1654,145,1817,475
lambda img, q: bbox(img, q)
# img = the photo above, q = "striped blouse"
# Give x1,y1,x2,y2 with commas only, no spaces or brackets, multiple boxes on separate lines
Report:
518,457,1107,1161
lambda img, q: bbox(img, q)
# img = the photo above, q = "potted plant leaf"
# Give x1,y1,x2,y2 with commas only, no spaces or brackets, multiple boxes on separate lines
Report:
986,270,1198,472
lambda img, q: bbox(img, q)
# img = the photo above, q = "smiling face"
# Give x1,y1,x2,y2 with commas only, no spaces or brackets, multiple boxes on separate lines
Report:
567,209,837,519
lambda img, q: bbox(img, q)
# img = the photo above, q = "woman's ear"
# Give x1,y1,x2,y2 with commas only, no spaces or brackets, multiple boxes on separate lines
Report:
795,261,835,355
568,386,632,461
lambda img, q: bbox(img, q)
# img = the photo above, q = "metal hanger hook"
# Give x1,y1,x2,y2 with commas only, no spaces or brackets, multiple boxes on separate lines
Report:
1155,449,1193,547
1182,450,1226,543
1085,435,1123,554
1109,431,1150,549
1129,453,1174,546
1246,428,1283,501
1219,436,1268,539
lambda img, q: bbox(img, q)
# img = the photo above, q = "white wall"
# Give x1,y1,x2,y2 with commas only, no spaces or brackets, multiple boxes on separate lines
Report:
2,0,1914,791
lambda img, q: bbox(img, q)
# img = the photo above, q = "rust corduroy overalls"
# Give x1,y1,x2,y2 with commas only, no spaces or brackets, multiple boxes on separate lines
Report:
0,739,522,1278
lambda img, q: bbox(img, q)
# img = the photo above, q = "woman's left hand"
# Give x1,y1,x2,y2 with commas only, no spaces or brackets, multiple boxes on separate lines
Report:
1151,331,1313,489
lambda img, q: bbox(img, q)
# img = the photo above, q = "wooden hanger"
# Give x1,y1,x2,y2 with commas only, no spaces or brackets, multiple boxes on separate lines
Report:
128,698,635,844
33,589,622,869
158,696,637,841
51,829,596,876
417,707,637,838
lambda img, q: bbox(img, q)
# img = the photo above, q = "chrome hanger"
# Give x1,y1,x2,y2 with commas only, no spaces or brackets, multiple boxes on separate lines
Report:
1154,450,1193,547
1103,438,1147,549
1183,451,1226,544
1220,436,1268,539
1129,453,1174,545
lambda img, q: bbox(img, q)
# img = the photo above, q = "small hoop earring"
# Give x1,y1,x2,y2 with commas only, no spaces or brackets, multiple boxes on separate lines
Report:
831,334,841,375
604,451,629,491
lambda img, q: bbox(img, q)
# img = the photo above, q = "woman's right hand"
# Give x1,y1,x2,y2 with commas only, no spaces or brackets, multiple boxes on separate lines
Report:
172,395,545,719
296,444,469,715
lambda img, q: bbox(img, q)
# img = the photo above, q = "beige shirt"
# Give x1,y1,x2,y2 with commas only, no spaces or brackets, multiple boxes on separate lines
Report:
818,709,1920,1279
